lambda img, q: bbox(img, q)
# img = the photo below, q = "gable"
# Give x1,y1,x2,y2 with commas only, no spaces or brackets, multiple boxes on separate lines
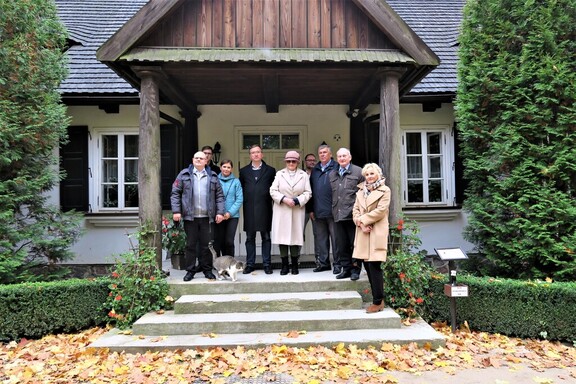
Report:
139,0,396,50
96,0,440,112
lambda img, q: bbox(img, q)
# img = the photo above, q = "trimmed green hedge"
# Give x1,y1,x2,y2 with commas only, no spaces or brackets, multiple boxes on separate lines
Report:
0,278,110,341
423,275,576,342
2,275,575,343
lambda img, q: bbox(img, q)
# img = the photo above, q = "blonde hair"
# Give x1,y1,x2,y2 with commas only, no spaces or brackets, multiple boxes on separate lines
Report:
361,163,383,178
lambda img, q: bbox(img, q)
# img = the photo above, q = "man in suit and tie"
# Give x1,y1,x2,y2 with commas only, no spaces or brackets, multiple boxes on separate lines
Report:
239,144,276,274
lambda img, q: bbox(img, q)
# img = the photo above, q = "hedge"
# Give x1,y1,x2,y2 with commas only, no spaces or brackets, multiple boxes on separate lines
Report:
423,275,576,342
0,278,110,341
2,275,575,343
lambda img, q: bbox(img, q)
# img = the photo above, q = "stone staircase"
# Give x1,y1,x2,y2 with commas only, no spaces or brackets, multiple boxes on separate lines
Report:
90,268,445,353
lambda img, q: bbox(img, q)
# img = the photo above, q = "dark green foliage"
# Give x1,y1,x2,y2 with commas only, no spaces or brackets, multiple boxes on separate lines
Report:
0,278,109,341
423,275,576,342
103,225,173,329
456,0,576,280
383,218,435,317
0,0,83,283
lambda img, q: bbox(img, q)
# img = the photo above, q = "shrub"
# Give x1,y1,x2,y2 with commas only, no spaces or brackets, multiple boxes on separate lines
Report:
0,278,109,341
103,225,174,329
383,217,436,318
423,275,576,342
456,0,576,280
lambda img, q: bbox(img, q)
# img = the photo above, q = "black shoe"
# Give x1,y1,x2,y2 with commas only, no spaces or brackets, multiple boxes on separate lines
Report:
333,266,342,275
204,272,216,280
350,272,360,281
264,265,273,274
336,270,351,279
243,266,255,274
183,271,195,281
313,265,331,272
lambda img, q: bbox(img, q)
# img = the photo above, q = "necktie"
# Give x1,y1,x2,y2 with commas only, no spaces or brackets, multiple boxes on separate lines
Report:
339,168,345,176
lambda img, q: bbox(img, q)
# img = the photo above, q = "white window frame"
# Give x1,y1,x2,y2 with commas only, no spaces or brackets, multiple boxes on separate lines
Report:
401,125,456,207
89,127,139,213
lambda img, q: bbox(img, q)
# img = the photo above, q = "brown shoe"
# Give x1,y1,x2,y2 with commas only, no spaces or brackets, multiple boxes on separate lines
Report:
366,302,384,313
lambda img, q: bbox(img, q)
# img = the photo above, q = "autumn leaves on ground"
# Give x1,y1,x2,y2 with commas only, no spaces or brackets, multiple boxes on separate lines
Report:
1,323,575,384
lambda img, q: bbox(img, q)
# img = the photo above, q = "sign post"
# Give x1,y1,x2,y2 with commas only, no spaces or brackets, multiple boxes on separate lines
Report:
434,247,469,333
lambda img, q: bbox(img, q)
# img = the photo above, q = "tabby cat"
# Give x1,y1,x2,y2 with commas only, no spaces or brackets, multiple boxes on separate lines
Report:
209,242,244,281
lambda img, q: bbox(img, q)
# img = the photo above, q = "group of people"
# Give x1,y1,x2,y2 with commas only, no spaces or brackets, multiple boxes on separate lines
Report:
170,144,391,313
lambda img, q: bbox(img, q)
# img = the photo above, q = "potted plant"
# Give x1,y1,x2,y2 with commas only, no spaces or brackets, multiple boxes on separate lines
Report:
162,216,187,270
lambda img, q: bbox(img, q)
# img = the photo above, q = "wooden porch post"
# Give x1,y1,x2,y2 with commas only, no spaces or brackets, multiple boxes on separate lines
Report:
378,67,406,226
135,68,162,268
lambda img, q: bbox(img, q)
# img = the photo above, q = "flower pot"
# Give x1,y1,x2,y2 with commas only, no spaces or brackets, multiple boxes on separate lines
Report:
170,252,187,270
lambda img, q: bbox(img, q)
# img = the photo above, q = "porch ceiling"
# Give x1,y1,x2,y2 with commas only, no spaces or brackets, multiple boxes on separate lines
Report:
112,48,427,113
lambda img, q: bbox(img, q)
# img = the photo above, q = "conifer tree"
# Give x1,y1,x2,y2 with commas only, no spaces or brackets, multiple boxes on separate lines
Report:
456,0,576,280
0,0,82,283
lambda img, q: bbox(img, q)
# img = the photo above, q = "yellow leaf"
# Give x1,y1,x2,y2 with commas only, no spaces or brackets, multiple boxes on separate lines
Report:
534,378,554,384
337,366,352,379
114,365,130,375
155,309,165,315
381,342,394,352
335,342,346,355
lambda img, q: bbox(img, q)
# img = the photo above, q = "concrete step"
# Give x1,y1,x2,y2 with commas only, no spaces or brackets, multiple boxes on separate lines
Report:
89,267,447,352
132,308,401,336
91,319,446,353
169,274,370,299
174,291,363,314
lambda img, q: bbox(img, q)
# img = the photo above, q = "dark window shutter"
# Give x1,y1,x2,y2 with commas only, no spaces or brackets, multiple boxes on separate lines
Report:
60,126,89,212
454,124,466,205
161,124,178,210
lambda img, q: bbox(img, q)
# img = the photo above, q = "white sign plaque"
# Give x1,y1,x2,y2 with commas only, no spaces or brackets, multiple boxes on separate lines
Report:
434,247,468,261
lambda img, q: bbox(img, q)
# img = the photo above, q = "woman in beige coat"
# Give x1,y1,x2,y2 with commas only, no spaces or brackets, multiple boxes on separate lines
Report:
270,151,312,275
352,163,391,313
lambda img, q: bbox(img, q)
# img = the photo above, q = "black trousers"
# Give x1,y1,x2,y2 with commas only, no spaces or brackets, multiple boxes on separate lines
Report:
363,260,384,305
184,218,214,273
214,217,239,256
334,219,361,273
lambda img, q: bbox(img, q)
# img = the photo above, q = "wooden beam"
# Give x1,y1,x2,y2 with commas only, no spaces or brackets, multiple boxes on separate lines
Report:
138,70,163,268
378,67,405,225
97,0,183,61
351,0,440,66
132,65,198,114
262,74,279,113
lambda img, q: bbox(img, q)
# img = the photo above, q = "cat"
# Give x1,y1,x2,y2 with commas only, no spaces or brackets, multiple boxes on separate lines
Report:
209,241,244,282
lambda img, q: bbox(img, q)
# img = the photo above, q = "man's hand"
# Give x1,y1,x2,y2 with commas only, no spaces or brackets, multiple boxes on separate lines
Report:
215,214,225,224
173,213,181,222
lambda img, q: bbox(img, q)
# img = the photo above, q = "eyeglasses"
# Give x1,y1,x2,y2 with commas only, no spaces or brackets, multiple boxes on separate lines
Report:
305,159,316,162
285,160,298,164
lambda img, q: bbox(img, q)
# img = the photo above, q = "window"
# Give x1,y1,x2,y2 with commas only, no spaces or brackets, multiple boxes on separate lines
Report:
401,127,455,207
90,129,139,212
242,133,300,150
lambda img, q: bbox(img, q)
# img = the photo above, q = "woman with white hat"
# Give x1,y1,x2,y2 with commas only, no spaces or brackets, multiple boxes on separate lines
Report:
269,151,312,275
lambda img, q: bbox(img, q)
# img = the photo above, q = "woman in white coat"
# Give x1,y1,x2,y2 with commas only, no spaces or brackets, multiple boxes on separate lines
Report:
270,151,312,275
352,163,391,313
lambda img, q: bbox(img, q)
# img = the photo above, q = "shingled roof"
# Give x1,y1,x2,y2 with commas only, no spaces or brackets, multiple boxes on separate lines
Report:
388,0,464,95
56,0,147,98
56,0,463,99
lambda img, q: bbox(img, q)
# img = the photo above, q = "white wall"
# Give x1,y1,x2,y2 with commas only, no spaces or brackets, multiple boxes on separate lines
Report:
59,103,474,264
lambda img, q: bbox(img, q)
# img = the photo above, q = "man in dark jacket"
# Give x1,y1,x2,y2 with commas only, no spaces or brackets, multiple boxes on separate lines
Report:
239,144,276,274
329,148,365,281
171,151,225,281
307,144,339,273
